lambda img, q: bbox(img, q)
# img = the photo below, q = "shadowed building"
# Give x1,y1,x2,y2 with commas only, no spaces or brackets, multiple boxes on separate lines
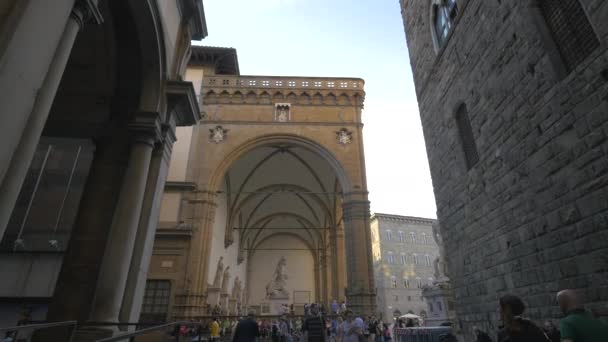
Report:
144,45,377,319
400,0,608,339
0,0,206,339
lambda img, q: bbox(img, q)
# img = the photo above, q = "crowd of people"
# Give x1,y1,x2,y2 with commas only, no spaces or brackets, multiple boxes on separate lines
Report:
170,289,608,342
472,290,608,342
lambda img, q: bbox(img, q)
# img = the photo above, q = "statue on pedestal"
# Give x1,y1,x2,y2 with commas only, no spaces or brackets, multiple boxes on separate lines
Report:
431,221,450,284
265,256,289,299
221,266,231,294
213,257,224,288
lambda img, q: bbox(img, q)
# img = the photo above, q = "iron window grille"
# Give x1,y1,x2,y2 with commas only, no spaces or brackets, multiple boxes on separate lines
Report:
538,0,599,72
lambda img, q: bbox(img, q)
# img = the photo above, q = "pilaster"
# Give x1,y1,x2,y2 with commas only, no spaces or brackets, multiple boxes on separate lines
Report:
342,197,376,315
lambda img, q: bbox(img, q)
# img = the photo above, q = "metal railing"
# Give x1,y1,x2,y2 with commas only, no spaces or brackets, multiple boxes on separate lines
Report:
93,321,203,342
394,327,454,342
0,320,77,341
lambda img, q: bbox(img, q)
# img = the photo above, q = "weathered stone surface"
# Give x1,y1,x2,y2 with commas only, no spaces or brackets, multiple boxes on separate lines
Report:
400,0,608,337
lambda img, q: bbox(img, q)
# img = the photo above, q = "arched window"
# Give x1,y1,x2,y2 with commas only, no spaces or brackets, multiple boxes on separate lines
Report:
409,232,416,243
387,252,396,264
431,0,458,50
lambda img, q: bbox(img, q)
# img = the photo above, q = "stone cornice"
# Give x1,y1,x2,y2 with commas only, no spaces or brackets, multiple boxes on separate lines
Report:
371,213,436,225
178,0,208,40
201,120,364,127
165,181,198,192
166,80,200,126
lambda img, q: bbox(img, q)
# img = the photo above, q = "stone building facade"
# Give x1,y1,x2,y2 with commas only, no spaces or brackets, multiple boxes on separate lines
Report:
0,0,206,339
400,0,608,338
371,214,439,321
146,45,377,319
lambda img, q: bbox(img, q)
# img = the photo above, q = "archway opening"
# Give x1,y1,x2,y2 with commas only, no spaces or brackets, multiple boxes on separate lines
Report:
208,142,349,314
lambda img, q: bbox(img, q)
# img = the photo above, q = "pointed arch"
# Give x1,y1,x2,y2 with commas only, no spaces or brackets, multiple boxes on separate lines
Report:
299,92,311,105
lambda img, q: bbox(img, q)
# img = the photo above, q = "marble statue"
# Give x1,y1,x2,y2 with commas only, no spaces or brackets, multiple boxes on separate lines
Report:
221,266,231,294
213,257,224,288
431,221,450,283
265,256,289,299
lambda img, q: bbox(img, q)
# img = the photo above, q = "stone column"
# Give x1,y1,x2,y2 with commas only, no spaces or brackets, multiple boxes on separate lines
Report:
177,192,217,317
89,113,161,326
119,124,176,325
342,197,376,315
0,0,102,239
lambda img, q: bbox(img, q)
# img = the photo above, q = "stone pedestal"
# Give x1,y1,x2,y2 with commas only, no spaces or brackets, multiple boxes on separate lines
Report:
220,293,230,314
267,298,290,315
207,287,222,307
421,282,456,327
228,299,237,315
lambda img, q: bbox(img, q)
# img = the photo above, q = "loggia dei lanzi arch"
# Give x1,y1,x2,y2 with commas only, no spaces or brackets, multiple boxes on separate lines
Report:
148,46,376,319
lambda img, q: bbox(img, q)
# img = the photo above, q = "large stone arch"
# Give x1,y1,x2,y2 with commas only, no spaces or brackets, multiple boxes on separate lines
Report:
208,134,354,194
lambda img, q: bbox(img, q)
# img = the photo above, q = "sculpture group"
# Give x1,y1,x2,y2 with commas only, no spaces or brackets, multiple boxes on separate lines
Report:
265,256,290,299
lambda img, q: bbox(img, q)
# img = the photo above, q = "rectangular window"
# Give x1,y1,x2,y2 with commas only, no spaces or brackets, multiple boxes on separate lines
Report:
403,279,410,288
398,231,405,242
140,280,171,323
455,104,479,169
385,231,392,241
409,232,416,243
387,254,395,264
413,254,419,265
391,279,397,288
426,255,432,266
538,0,599,72
394,295,399,302
401,255,407,264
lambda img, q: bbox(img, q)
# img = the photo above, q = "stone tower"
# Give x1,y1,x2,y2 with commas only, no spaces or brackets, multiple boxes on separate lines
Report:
400,0,608,338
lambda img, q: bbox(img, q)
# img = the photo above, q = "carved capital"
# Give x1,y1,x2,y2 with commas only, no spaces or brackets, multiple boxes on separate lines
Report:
342,200,371,222
129,112,162,146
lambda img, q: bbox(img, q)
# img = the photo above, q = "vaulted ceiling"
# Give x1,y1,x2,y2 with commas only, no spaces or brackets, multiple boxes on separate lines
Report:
220,144,343,258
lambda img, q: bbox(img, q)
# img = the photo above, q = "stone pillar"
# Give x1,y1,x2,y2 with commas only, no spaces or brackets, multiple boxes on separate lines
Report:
179,192,217,317
88,113,161,326
342,197,376,315
119,125,176,325
0,0,101,239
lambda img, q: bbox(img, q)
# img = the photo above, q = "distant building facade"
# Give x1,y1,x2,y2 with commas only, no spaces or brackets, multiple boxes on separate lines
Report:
371,214,438,321
400,0,608,338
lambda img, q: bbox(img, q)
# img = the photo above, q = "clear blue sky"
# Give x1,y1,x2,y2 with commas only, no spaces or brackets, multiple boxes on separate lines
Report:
199,0,437,218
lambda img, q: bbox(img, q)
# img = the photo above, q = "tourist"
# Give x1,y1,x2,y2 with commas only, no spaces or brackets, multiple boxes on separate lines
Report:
209,317,220,342
473,326,492,342
232,310,260,342
338,310,362,342
556,289,608,342
332,300,340,315
382,323,393,342
303,304,326,342
496,294,550,342
340,301,347,313
280,314,292,342
542,321,560,342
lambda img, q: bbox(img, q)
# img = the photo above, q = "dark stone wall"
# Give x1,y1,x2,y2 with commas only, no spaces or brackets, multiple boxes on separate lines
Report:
400,0,608,336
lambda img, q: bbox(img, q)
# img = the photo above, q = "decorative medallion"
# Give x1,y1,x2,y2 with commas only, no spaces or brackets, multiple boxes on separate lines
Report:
209,125,228,143
336,128,353,145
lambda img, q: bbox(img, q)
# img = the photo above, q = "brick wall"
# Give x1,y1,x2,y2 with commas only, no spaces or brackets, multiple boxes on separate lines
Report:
400,0,608,337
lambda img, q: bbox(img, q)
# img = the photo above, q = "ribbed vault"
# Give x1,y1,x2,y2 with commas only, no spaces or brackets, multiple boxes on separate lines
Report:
219,144,342,262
